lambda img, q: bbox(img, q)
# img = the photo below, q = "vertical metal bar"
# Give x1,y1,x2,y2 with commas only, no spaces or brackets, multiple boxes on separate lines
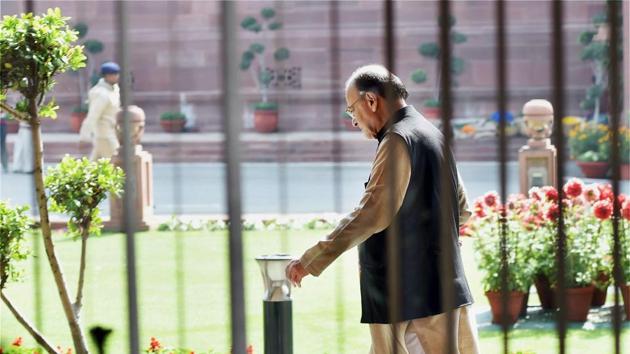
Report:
495,1,510,353
115,1,140,353
221,1,247,353
165,1,188,347
328,1,346,352
383,3,402,349
438,1,456,354
606,2,622,353
551,2,567,353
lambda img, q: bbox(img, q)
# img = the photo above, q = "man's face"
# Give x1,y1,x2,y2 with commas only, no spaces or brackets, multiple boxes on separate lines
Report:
104,73,120,85
345,86,378,139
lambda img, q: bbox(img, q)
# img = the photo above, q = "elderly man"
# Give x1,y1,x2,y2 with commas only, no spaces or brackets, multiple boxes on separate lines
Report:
79,62,121,160
286,65,479,354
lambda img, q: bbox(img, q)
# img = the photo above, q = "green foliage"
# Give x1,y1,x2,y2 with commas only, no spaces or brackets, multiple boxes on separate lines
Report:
240,6,290,100
250,43,265,54
84,39,104,54
273,47,290,61
159,112,186,121
268,22,282,31
451,30,468,44
261,7,276,20
72,103,89,113
0,8,86,105
423,98,440,108
254,101,278,111
568,123,610,162
413,15,466,91
0,202,31,288
419,42,440,58
73,22,88,39
410,69,427,84
578,30,596,46
45,156,124,238
469,193,534,292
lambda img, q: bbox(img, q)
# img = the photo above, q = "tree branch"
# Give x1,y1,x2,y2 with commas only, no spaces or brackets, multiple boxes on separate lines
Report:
0,101,30,122
73,219,90,316
1,291,58,354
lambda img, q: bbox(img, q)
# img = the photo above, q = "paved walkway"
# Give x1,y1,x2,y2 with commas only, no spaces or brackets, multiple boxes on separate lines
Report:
4,131,529,162
2,161,627,217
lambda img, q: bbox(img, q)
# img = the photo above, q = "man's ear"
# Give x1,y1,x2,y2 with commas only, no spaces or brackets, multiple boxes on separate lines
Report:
365,92,378,112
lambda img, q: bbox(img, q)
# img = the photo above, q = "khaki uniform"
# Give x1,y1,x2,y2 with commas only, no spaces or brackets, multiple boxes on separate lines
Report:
300,134,479,354
79,78,121,160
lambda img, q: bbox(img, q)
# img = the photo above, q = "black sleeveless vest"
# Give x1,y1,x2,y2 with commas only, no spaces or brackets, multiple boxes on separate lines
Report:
358,106,473,324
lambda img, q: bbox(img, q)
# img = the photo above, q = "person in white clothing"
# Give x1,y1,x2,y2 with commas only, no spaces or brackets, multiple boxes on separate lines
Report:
79,62,121,160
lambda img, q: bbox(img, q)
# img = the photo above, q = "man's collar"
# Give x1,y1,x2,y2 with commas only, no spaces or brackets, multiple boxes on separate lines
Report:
375,105,414,142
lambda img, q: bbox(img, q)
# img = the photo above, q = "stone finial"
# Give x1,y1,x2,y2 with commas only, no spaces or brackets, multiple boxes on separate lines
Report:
523,99,554,148
116,105,146,146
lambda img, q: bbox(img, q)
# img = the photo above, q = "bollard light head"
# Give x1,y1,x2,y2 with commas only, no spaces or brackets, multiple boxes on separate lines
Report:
256,254,293,302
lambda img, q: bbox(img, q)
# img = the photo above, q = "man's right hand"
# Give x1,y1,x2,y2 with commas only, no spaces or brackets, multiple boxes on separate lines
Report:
285,259,309,288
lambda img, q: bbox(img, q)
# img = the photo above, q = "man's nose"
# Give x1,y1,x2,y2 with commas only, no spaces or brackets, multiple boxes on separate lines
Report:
352,117,358,127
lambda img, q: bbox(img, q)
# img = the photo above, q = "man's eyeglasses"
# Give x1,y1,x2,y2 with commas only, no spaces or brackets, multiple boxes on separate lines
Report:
345,91,366,118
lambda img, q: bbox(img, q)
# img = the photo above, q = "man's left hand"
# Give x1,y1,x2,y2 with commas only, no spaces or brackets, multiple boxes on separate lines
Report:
285,259,309,288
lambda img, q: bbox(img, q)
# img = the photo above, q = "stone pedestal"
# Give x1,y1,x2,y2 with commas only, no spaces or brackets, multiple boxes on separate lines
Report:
519,99,557,194
105,145,153,231
519,141,557,193
105,105,153,231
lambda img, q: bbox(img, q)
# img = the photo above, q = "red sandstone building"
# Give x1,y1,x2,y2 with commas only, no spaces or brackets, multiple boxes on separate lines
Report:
1,1,626,136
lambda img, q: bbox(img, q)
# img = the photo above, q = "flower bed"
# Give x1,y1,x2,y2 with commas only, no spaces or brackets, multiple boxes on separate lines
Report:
463,178,630,323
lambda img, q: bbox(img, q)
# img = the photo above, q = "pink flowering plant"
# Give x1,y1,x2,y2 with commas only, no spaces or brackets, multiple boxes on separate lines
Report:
465,192,534,292
465,178,630,291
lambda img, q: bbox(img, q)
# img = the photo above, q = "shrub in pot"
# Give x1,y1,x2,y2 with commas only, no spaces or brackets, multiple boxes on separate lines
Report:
568,122,610,178
465,192,534,325
240,7,290,133
159,111,186,133
70,103,88,133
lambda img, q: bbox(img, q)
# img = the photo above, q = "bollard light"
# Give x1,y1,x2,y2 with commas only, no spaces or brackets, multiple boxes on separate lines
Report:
256,254,293,354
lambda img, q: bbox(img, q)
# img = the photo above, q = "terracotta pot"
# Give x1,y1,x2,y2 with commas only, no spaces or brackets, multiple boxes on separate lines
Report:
621,164,630,180
620,284,630,321
534,274,557,310
519,289,530,317
254,108,278,133
70,112,87,133
422,107,441,119
566,285,594,322
576,161,609,179
5,119,19,134
591,272,610,307
485,291,526,325
160,119,185,133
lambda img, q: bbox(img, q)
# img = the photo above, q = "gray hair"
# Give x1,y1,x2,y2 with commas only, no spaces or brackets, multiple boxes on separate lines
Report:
345,64,409,100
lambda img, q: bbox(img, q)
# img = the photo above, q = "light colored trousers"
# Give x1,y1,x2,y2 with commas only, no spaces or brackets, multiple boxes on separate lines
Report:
90,136,119,161
369,306,479,354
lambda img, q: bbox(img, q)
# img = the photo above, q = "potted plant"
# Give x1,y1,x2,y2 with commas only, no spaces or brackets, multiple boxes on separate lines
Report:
410,15,467,119
521,187,559,311
422,98,442,119
465,192,533,325
568,122,610,178
544,179,616,321
577,11,623,122
70,103,88,133
159,112,186,133
240,7,290,133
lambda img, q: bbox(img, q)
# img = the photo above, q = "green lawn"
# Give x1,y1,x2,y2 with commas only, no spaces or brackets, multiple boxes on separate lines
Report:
1,229,628,353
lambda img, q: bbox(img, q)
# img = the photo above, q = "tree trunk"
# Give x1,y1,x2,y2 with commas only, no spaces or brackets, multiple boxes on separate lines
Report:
28,98,90,354
74,223,90,316
1,292,58,354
